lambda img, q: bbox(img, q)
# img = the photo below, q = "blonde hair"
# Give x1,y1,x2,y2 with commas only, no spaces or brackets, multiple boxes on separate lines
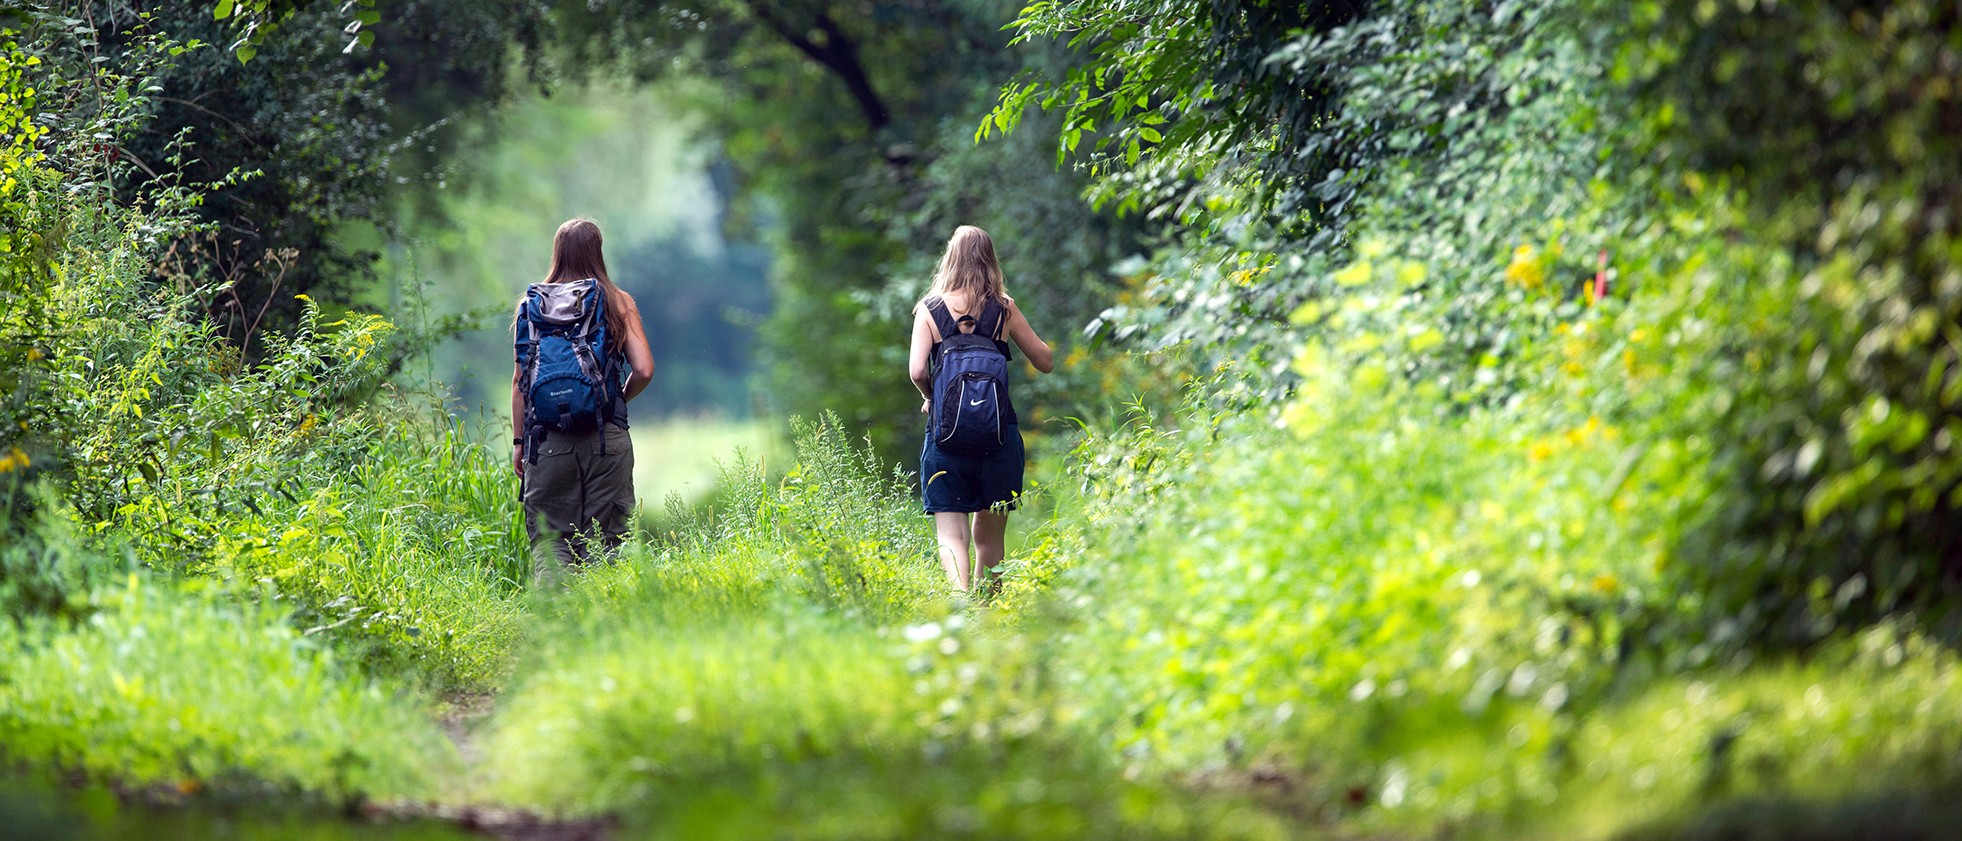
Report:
920,225,1007,311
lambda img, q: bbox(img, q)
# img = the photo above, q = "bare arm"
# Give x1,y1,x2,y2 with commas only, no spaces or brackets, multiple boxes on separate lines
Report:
909,305,935,413
1003,300,1054,374
617,294,656,401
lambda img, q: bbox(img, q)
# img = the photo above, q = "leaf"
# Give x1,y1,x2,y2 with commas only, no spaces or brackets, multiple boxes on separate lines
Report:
213,0,236,20
1334,261,1373,287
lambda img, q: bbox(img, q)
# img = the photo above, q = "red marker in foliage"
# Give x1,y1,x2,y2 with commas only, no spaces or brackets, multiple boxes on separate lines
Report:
1593,250,1609,303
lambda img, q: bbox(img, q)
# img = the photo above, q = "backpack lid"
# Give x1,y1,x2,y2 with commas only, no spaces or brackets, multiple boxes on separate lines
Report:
527,278,603,325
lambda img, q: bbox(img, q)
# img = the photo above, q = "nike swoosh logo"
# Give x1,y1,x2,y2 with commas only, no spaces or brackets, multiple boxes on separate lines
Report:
970,399,985,406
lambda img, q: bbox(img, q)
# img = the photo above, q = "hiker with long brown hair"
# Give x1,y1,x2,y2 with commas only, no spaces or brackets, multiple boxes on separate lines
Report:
908,225,1054,593
512,218,655,581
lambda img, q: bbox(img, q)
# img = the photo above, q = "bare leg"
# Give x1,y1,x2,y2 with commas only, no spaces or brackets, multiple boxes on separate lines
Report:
933,512,974,590
972,510,1009,590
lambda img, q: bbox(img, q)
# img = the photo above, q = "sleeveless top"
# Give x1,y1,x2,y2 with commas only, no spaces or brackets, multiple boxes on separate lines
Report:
926,295,1017,427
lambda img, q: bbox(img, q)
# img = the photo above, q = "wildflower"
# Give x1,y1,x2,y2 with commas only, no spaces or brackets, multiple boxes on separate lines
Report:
1505,244,1545,291
1528,440,1556,463
0,446,27,472
1564,416,1605,446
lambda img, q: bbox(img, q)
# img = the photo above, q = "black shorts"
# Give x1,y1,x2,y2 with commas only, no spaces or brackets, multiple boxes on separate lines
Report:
920,424,1023,514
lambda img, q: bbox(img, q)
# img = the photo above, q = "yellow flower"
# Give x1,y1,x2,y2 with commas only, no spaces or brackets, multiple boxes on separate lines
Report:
1505,244,1545,291
1564,415,1604,446
0,446,28,473
1591,573,1620,595
1528,440,1556,463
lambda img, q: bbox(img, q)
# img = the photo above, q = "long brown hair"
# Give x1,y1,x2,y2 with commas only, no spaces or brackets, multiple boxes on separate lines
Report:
920,225,1008,316
518,218,631,352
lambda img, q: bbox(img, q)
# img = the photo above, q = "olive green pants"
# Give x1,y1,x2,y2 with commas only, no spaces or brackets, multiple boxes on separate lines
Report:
522,424,635,584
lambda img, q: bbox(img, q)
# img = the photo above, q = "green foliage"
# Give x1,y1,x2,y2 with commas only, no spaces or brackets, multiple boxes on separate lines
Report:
965,0,1962,836
23,0,534,352
992,258,1962,835
0,573,452,802
211,0,377,63
0,18,506,814
29,194,524,688
988,0,1361,220
11,1,1962,838
0,26,44,259
997,0,1962,655
1625,0,1962,648
993,0,1623,394
3,18,526,691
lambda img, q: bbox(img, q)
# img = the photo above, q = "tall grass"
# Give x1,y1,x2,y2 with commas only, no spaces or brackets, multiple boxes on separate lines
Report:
0,574,454,803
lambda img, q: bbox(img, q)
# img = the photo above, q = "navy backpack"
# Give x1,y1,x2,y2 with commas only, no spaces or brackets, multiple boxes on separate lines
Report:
517,278,616,461
926,297,1011,455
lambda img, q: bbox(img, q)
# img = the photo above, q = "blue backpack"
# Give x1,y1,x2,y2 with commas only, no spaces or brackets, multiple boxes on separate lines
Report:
926,297,1011,455
517,278,617,460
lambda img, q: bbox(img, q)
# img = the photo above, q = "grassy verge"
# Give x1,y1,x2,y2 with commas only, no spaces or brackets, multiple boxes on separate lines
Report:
0,574,454,805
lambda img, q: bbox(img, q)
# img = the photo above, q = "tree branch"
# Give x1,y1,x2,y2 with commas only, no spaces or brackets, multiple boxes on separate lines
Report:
743,1,891,134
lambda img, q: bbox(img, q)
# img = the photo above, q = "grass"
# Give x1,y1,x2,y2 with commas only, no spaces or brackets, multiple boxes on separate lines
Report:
0,575,454,805
472,418,1294,840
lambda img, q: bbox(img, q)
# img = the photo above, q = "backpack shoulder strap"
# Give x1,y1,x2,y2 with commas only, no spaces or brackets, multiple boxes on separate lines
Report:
977,298,1008,341
924,297,962,342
